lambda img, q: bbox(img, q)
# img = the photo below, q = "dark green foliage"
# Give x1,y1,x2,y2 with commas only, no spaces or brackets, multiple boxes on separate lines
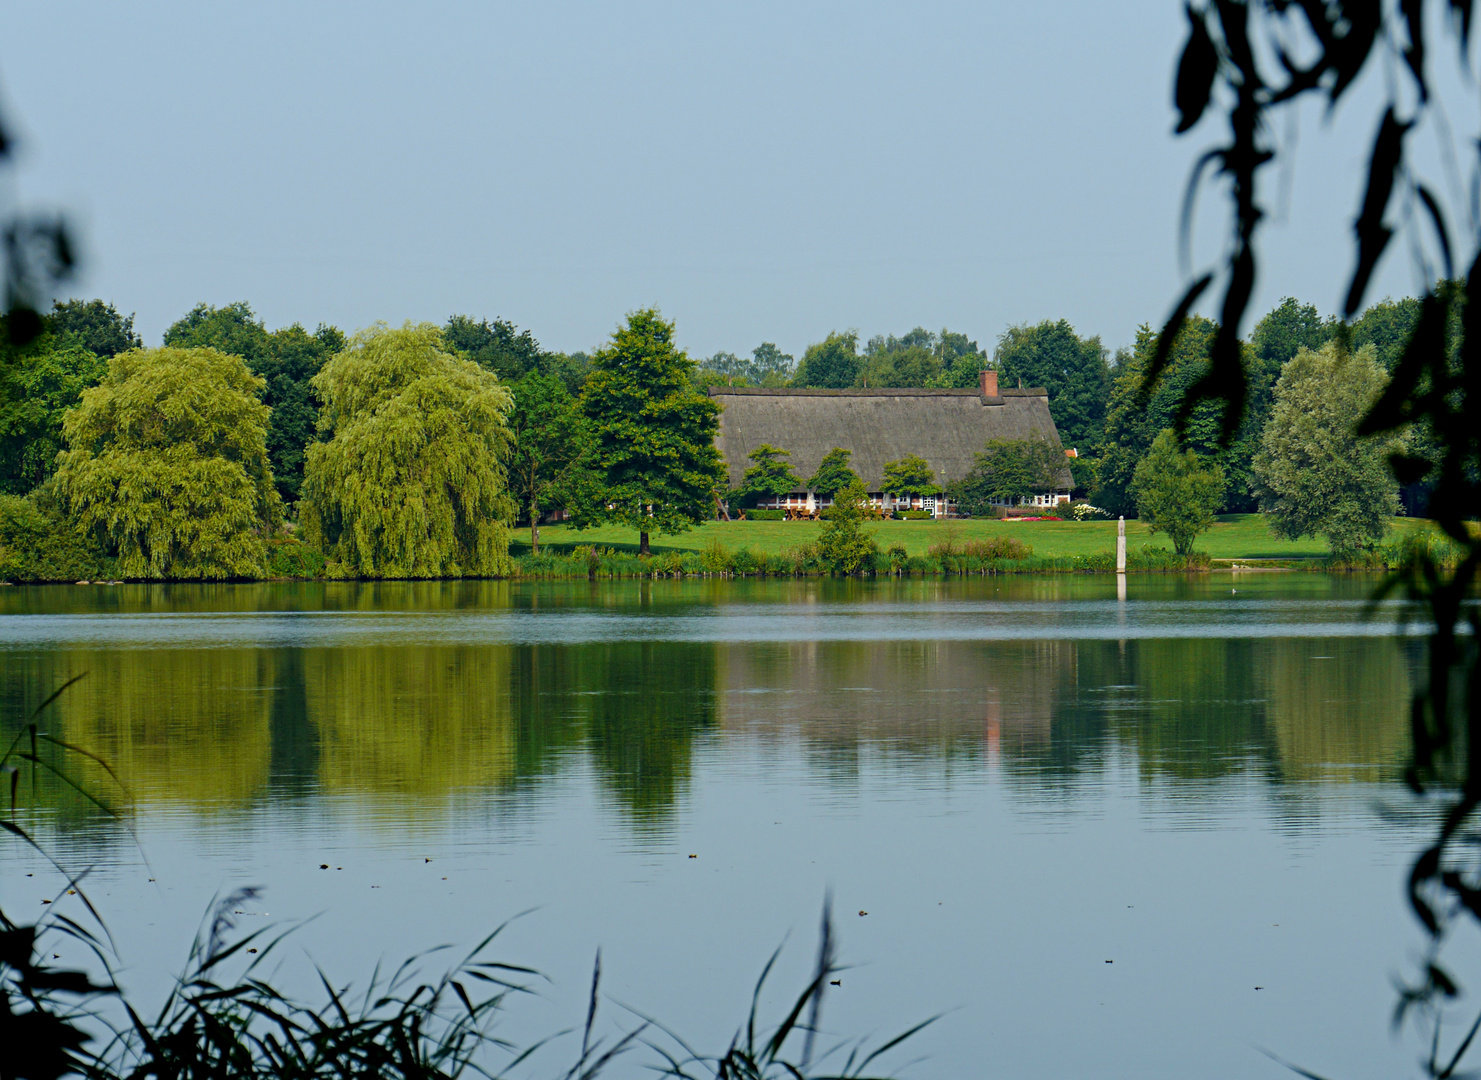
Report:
0,494,110,582
443,314,543,381
163,303,344,503
792,331,859,388
734,444,800,507
1250,297,1336,369
993,320,1110,450
893,510,934,520
261,324,344,503
880,454,935,497
807,448,861,497
580,310,724,555
508,372,593,553
814,479,877,574
742,509,785,520
48,299,141,357
0,338,106,495
1097,318,1265,516
265,536,326,579
948,439,1064,515
164,301,272,366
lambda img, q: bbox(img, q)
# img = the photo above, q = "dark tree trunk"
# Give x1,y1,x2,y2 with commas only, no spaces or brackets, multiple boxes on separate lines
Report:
639,530,650,556
530,497,539,555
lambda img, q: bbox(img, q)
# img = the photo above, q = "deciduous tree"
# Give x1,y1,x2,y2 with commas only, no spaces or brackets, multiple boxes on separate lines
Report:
792,331,859,389
881,454,936,498
302,322,515,578
580,310,723,556
814,477,877,574
164,302,344,502
1097,318,1265,516
1131,429,1225,556
0,337,105,494
993,319,1111,451
52,346,281,578
508,371,591,553
48,298,141,357
734,444,800,507
1252,343,1399,557
808,448,861,498
947,439,1064,515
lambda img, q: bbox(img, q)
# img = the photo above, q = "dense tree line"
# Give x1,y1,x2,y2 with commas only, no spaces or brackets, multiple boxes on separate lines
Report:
0,288,1433,579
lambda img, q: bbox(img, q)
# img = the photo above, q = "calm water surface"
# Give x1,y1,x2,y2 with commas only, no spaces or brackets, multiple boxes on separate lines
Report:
0,575,1445,1078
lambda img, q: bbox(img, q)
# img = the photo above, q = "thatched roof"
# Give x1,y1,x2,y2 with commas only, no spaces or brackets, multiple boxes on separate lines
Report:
709,386,1072,491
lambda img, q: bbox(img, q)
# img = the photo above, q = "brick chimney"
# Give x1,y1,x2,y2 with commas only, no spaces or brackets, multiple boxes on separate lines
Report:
980,369,998,397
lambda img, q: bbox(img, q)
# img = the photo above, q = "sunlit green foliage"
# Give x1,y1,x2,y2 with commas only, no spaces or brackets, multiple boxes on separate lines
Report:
51,346,281,579
1349,295,1424,371
815,478,878,573
1253,343,1399,556
1131,429,1226,556
302,322,516,578
696,343,796,389
1251,297,1335,369
792,330,860,388
580,309,723,555
0,492,109,581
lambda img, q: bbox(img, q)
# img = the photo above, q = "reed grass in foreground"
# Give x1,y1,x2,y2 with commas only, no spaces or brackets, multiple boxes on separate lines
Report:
3,889,931,1080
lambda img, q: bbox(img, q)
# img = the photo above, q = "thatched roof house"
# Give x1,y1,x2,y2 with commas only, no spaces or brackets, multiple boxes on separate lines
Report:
709,370,1072,503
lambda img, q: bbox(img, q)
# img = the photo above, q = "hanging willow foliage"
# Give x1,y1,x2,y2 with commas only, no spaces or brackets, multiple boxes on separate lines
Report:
302,321,515,579
51,345,280,579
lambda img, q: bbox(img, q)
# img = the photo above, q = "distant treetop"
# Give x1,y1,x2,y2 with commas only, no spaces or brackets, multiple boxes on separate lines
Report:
49,298,142,357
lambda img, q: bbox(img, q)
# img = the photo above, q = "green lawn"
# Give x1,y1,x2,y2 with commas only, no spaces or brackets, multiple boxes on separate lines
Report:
513,513,1430,561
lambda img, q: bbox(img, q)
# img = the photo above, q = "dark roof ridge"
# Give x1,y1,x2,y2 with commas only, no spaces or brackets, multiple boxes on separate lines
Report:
707,386,1048,398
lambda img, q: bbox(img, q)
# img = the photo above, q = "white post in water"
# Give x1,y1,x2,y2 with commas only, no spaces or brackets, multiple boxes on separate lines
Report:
1116,516,1127,574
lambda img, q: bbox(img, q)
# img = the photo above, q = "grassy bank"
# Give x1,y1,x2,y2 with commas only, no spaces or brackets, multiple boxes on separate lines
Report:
514,514,1428,562
0,514,1445,583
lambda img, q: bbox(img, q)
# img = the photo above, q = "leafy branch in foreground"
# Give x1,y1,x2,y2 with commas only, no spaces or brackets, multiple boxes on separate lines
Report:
1164,3,1481,1074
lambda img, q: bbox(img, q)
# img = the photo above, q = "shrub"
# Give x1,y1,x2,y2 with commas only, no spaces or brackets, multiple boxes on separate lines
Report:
815,479,878,574
744,509,785,520
701,536,730,572
1066,501,1109,522
962,536,1031,560
0,493,111,582
893,510,934,520
266,536,327,578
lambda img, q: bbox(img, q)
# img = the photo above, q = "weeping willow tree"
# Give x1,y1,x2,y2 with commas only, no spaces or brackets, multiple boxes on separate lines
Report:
302,321,516,578
51,345,281,578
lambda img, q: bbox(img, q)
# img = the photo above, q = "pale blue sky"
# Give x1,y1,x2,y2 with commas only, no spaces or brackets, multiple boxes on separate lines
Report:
1,2,1428,358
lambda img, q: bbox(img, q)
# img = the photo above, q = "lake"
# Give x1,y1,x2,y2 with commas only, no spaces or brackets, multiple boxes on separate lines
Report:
0,575,1444,1078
